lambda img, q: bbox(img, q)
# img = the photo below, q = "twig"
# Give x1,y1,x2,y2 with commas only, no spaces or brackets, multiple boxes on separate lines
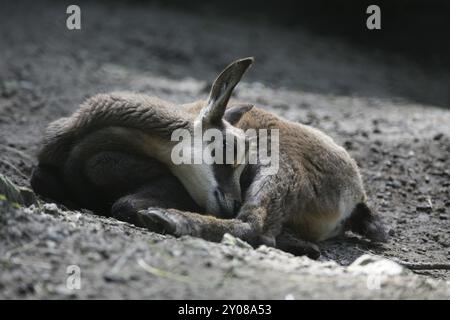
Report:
398,262,450,271
137,258,191,283
0,158,28,180
1,145,34,162
351,249,450,271
109,246,138,274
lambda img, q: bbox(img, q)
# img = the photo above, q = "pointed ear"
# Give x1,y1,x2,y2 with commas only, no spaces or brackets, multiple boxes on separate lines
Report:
199,57,253,125
224,104,253,125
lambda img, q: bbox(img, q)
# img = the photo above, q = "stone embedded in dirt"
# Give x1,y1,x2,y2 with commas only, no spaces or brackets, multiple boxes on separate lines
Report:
348,254,408,276
42,203,61,216
221,233,253,250
433,133,444,141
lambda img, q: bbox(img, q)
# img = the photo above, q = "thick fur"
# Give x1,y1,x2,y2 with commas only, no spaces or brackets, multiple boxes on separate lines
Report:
129,103,388,250
32,58,387,257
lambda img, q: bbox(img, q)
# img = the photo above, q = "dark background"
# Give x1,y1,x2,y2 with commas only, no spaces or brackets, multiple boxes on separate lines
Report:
142,0,450,69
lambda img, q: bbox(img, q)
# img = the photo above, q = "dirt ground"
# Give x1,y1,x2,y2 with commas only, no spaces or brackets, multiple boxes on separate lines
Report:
0,1,449,299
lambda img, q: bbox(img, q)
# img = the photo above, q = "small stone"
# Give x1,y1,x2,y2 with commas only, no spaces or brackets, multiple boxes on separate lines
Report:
439,214,448,220
433,133,443,141
348,254,407,276
221,233,253,249
43,203,60,215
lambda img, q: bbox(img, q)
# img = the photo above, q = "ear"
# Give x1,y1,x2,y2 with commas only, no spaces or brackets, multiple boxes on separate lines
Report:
224,104,253,125
199,57,253,125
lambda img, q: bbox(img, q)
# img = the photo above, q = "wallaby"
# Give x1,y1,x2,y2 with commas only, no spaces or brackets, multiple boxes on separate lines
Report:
32,58,387,258
112,59,388,250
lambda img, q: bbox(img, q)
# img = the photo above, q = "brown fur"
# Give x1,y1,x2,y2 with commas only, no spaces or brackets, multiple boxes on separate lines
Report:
31,58,387,257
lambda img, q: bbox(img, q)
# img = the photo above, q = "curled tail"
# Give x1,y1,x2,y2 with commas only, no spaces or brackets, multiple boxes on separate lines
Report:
346,203,388,242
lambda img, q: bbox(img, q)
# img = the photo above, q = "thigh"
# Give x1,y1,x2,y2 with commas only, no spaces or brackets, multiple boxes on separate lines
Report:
85,151,170,200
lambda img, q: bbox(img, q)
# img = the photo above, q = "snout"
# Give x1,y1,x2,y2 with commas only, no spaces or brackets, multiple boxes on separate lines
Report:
213,188,241,218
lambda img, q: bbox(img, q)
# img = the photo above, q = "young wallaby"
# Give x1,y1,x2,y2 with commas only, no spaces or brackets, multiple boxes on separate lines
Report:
120,59,388,251
32,58,386,258
31,58,255,220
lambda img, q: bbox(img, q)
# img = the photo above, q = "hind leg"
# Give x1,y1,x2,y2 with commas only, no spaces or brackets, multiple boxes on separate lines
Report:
84,152,170,202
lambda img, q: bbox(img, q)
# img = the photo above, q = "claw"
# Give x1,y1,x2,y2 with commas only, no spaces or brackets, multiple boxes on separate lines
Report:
138,209,177,234
137,208,193,237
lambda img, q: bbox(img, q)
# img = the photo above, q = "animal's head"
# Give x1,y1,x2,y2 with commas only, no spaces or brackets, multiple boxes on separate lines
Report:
171,58,254,218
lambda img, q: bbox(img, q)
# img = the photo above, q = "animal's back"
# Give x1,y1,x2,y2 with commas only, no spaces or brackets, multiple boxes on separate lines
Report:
32,92,193,211
38,92,191,167
234,107,368,241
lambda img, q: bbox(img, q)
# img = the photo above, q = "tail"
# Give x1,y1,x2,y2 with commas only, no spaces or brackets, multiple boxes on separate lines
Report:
345,203,388,242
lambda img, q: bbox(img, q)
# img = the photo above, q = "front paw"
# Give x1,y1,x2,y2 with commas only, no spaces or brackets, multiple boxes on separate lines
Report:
137,208,193,237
